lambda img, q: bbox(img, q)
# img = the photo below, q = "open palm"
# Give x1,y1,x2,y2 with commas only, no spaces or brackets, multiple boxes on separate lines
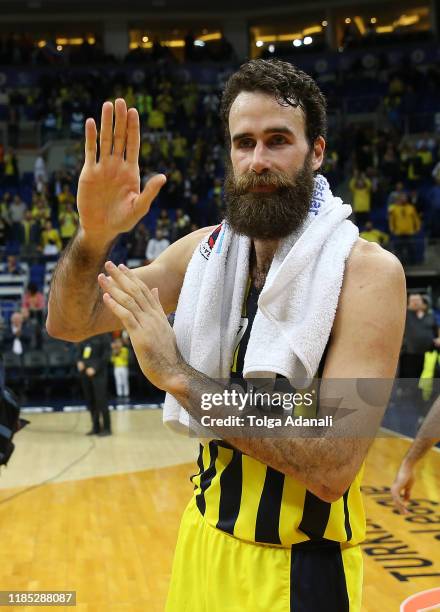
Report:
77,99,166,242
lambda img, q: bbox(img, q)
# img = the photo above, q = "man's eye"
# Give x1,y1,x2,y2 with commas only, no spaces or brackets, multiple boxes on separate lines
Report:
270,135,287,145
238,140,254,148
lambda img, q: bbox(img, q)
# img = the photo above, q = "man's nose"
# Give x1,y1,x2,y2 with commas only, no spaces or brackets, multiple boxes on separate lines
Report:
250,142,271,174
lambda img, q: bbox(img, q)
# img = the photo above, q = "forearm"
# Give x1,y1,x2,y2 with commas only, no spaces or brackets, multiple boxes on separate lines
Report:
404,396,440,467
46,228,116,341
168,362,367,502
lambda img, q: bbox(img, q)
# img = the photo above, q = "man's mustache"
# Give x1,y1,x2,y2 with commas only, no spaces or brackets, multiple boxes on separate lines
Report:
230,171,296,195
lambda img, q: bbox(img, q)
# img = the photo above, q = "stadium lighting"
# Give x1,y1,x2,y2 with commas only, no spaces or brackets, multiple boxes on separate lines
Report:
345,18,351,24
293,39,302,47
199,32,222,42
142,36,149,43
303,36,313,45
256,40,264,47
268,44,275,53
322,20,328,27
370,17,377,24
57,45,63,51
194,40,206,47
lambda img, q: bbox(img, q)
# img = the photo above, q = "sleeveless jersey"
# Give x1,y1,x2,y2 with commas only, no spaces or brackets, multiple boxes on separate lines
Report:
190,276,365,548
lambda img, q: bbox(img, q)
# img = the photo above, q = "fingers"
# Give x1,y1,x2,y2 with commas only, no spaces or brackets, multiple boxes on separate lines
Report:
84,118,97,166
151,287,161,305
126,107,140,164
103,292,138,332
100,101,114,159
98,99,142,163
136,174,167,214
113,98,128,158
117,264,160,309
99,273,145,323
99,262,157,311
390,482,410,515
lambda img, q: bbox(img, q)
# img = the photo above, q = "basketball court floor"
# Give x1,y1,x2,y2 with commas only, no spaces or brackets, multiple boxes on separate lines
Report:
0,407,439,611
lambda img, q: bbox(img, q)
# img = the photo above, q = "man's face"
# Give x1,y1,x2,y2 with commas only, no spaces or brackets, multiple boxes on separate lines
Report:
11,313,22,327
408,294,425,311
225,92,324,239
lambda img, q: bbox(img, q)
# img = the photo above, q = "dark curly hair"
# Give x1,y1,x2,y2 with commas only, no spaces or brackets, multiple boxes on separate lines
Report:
220,59,327,148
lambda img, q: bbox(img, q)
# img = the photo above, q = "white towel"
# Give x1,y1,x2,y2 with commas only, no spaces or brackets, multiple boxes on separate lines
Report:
163,175,359,433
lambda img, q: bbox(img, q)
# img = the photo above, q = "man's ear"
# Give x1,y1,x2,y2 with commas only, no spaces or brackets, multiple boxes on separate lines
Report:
311,136,326,172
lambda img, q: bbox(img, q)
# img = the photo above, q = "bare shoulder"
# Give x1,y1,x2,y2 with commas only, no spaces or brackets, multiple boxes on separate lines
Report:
324,241,407,378
155,225,218,274
133,225,219,314
344,238,406,291
332,238,406,344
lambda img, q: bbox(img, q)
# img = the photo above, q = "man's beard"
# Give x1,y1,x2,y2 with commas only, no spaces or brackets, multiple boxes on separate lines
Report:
224,156,315,240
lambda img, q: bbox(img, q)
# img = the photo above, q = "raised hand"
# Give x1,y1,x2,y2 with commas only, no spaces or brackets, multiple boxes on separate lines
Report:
77,98,166,243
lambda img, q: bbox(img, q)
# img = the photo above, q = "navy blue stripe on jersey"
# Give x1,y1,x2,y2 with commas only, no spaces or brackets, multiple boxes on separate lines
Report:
343,489,353,542
230,283,260,380
298,490,331,540
290,541,350,611
216,448,243,535
195,441,218,516
255,467,284,544
190,444,204,491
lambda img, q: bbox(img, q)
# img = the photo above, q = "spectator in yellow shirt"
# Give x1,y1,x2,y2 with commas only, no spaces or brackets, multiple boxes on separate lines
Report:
59,203,79,248
349,171,372,227
31,199,51,225
359,221,389,246
172,133,187,160
111,338,130,398
388,194,421,266
57,185,75,215
148,108,165,130
41,220,62,253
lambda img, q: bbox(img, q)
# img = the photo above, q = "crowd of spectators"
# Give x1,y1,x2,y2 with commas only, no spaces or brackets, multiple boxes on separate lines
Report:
0,66,230,269
1,63,440,267
2,61,440,232
345,126,440,265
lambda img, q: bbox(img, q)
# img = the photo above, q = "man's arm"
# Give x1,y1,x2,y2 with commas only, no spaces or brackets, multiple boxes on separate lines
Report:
47,226,211,342
100,240,406,503
391,395,440,513
46,97,213,342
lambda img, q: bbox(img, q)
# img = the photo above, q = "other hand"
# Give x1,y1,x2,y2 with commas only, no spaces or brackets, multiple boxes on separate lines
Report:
98,262,182,390
391,460,415,514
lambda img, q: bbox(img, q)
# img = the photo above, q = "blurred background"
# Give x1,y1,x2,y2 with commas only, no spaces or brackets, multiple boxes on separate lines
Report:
0,0,440,418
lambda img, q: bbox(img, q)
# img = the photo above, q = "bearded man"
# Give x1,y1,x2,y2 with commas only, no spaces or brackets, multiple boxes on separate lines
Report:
47,60,406,611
